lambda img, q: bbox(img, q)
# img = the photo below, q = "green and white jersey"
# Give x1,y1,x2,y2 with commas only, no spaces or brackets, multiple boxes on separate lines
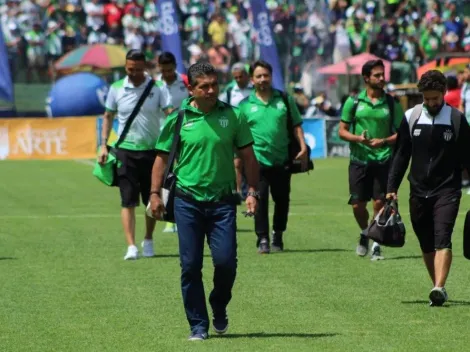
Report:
105,75,173,151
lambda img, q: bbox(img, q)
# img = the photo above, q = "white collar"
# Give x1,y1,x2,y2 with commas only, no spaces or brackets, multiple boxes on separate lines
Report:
123,74,151,89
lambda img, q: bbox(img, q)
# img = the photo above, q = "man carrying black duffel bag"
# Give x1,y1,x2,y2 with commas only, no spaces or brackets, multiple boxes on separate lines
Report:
387,70,470,307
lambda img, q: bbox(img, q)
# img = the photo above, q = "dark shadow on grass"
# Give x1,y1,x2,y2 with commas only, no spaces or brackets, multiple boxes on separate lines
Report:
148,254,211,258
387,255,422,260
215,332,339,339
401,300,470,306
0,257,16,260
236,229,253,233
278,249,350,254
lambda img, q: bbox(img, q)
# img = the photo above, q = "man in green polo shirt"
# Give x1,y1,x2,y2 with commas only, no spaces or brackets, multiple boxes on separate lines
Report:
238,60,309,254
339,59,404,260
149,62,260,341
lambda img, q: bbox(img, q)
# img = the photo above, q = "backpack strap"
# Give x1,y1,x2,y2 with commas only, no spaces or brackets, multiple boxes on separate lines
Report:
450,106,461,140
349,96,359,135
226,86,233,106
385,93,396,135
408,104,423,137
280,91,292,124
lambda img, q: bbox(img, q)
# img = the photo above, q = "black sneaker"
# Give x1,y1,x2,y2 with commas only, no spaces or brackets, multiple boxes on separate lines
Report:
258,238,270,254
213,315,229,334
356,234,369,257
429,287,448,307
271,231,284,252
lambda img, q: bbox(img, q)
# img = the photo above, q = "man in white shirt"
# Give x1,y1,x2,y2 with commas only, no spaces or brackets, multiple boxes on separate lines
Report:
98,50,173,260
156,51,190,233
219,63,253,199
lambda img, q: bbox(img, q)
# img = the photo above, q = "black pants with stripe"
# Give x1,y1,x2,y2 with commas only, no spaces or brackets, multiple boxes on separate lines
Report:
255,165,292,239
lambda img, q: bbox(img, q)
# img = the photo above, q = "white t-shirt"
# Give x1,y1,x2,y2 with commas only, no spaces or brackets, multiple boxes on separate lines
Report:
105,76,173,150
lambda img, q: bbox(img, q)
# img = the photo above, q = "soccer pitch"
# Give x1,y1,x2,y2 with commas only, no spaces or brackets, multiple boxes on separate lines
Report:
1,158,469,351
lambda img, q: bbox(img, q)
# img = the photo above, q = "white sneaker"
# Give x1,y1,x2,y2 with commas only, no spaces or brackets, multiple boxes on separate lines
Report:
124,245,139,260
141,239,155,257
163,222,177,233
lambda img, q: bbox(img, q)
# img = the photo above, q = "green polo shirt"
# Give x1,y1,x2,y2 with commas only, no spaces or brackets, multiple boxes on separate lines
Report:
156,97,254,202
341,90,404,163
238,90,303,167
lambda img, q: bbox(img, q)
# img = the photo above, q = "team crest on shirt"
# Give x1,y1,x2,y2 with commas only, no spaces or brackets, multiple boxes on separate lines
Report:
219,116,229,128
443,129,453,141
357,104,365,111
276,101,285,110
251,106,258,112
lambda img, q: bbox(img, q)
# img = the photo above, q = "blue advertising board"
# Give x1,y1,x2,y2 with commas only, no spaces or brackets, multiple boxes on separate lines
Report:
302,118,327,159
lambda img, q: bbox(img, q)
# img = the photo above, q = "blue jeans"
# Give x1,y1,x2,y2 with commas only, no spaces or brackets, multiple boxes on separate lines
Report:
174,196,238,334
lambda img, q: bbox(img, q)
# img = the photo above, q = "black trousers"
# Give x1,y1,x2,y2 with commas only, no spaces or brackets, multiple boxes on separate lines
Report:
255,166,292,238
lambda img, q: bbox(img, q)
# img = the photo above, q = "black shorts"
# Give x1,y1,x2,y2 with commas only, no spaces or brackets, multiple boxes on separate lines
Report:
409,191,461,253
115,148,157,208
348,161,389,204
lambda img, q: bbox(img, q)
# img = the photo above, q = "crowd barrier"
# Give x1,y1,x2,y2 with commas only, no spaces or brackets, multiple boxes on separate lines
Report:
0,116,348,160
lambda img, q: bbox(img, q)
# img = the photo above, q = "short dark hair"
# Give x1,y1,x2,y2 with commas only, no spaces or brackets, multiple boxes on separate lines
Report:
158,52,176,65
249,60,272,76
446,75,459,90
417,70,447,93
361,60,385,77
126,49,146,62
187,62,217,86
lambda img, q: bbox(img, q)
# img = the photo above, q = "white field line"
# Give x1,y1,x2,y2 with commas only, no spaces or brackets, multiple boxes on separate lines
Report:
1,211,469,220
74,159,95,166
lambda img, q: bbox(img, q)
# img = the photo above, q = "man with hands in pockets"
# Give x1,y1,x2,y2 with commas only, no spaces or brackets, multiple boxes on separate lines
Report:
148,62,259,341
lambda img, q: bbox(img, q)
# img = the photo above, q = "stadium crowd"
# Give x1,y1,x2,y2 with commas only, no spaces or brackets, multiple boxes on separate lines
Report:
1,0,469,112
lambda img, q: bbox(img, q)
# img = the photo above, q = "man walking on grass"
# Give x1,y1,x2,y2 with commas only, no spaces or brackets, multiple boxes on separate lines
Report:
156,51,190,234
387,70,470,306
338,59,404,260
149,62,260,340
99,50,173,260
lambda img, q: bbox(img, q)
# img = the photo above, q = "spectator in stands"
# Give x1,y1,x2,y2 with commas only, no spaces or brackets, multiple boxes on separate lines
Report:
444,75,461,109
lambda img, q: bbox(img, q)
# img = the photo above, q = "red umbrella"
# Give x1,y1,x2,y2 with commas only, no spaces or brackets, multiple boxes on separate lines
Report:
318,53,392,81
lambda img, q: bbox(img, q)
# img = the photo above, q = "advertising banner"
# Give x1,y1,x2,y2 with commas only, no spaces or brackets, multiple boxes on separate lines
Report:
156,0,186,74
0,117,97,160
324,118,350,158
249,0,285,91
301,118,327,159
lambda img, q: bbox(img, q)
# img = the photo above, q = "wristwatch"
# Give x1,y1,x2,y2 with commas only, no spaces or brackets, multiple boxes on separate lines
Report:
247,191,260,200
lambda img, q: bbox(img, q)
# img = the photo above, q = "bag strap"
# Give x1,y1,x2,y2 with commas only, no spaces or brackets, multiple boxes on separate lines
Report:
385,93,396,135
350,96,359,135
280,90,293,134
114,78,155,148
226,86,233,106
408,103,423,137
163,110,185,181
450,106,461,140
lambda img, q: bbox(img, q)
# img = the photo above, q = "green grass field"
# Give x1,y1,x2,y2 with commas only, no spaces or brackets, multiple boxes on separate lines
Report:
1,158,470,351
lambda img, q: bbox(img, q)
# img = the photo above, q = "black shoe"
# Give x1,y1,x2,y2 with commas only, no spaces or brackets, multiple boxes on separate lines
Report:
213,315,229,334
356,234,369,257
256,234,269,247
258,238,270,254
271,231,284,251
